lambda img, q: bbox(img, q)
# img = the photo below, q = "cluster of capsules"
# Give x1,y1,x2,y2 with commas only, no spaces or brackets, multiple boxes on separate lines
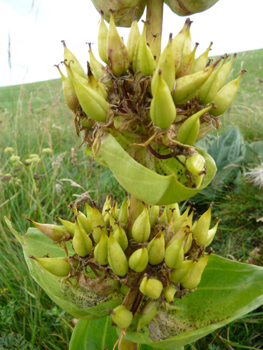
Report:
28,195,220,332
55,11,246,192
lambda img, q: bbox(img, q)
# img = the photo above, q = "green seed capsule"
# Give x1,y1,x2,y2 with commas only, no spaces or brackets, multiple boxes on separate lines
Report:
193,203,213,246
94,231,108,265
72,218,93,257
56,216,75,236
113,223,128,251
118,196,129,225
108,233,128,277
170,259,194,284
92,205,107,243
111,305,133,329
181,255,209,289
137,300,158,331
132,205,151,243
139,276,163,299
164,285,177,302
30,256,77,277
28,219,65,241
129,247,148,273
149,205,159,227
165,235,185,269
147,230,165,265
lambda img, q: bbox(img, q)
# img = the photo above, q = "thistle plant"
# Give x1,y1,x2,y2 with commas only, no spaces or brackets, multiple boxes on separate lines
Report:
4,1,263,349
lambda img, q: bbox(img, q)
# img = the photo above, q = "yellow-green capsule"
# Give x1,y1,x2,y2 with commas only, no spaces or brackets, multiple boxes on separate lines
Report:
137,300,158,331
170,259,194,283
192,42,213,73
62,40,87,84
92,205,107,243
149,205,159,227
28,219,65,241
159,206,168,224
132,205,151,243
129,247,148,273
186,153,206,176
56,216,75,236
94,231,108,265
126,11,140,65
165,235,185,269
98,11,108,64
72,218,93,257
173,205,190,233
139,276,163,299
118,196,129,225
111,305,133,329
108,232,128,277
55,65,79,111
150,70,176,129
176,105,212,146
29,256,78,277
113,223,128,251
193,203,213,246
176,42,199,78
136,20,155,76
206,218,220,246
147,230,165,265
181,255,209,289
88,42,106,80
164,285,177,302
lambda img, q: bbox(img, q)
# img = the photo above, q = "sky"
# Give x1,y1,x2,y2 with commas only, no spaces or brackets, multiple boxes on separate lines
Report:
1,0,263,87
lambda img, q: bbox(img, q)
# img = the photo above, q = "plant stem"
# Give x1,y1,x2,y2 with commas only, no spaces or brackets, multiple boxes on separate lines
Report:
146,0,164,61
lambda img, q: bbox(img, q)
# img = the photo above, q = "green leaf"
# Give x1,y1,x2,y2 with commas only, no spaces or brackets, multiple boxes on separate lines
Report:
123,255,263,349
94,134,216,206
4,216,25,245
69,317,117,350
21,228,123,320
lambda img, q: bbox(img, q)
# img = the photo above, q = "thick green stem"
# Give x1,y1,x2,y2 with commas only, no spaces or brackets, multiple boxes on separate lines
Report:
146,0,164,61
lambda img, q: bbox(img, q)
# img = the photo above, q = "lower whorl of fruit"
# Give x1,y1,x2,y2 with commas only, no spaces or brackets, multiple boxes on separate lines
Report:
28,195,219,332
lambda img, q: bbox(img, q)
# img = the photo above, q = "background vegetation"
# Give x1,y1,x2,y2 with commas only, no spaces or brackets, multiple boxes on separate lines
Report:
0,48,262,349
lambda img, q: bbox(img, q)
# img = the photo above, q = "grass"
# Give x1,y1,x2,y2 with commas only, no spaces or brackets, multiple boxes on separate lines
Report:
0,48,263,349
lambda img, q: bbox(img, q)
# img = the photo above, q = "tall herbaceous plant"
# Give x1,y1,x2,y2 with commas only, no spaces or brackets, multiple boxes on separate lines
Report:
5,1,263,349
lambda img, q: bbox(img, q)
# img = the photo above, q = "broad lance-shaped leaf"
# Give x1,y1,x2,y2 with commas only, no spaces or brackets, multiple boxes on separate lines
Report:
21,228,123,320
92,133,216,206
122,255,263,349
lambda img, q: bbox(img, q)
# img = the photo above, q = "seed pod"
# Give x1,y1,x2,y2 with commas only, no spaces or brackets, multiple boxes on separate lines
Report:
136,20,155,76
176,105,212,146
182,17,192,56
132,205,151,243
159,206,168,224
29,256,77,277
27,219,65,241
147,230,165,265
165,235,185,268
94,231,108,265
176,42,199,78
108,232,128,277
199,55,227,104
192,42,213,73
88,42,106,80
173,205,190,233
126,11,140,65
206,217,220,246
171,19,187,73
61,40,87,83
217,53,237,91
98,11,108,64
102,195,112,217
173,58,221,104
87,62,108,100
186,153,206,176
151,33,175,95
137,300,158,331
55,65,79,111
118,196,129,225
92,205,107,243
107,11,129,77
129,247,148,273
113,223,128,251
183,232,193,253
72,218,93,257
170,259,194,283
149,205,159,227
139,276,163,299
56,216,75,236
193,203,213,245
150,70,176,129
85,202,94,223
66,61,109,122
210,70,247,116
181,254,209,289
164,285,177,302
111,305,133,329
